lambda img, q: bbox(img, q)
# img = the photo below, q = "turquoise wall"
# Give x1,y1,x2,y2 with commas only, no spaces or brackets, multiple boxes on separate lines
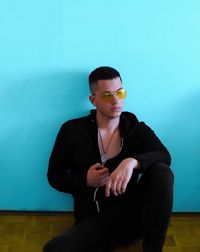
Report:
0,0,199,212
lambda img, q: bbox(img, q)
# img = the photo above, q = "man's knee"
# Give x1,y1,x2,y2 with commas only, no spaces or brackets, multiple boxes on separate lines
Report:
43,237,67,252
43,240,57,252
145,162,174,185
43,241,53,252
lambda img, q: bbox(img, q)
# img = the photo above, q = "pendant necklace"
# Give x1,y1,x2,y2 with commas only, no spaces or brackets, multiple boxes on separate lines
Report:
98,127,117,165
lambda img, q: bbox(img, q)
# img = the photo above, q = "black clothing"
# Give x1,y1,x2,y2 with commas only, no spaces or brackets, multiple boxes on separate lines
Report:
47,110,171,222
44,162,174,252
45,110,174,252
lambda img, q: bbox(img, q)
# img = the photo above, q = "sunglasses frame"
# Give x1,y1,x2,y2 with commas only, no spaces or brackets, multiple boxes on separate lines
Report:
92,88,127,103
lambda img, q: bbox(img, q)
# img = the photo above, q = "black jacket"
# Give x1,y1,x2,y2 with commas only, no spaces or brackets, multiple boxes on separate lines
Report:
47,110,171,221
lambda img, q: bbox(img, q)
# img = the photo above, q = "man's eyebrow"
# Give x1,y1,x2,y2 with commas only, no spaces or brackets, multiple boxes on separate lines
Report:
102,87,123,93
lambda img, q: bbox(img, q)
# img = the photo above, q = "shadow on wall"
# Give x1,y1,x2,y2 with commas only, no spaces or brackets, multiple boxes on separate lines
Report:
0,69,91,210
166,92,200,211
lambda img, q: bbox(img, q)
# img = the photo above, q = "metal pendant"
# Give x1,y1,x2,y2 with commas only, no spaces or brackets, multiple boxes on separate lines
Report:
101,152,108,165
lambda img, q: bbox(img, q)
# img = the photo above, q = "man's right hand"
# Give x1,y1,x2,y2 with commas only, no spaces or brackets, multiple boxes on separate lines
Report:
87,163,109,187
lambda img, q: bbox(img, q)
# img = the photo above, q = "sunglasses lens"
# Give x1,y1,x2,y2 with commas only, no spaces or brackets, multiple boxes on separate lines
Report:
116,89,127,99
102,93,113,102
101,89,127,102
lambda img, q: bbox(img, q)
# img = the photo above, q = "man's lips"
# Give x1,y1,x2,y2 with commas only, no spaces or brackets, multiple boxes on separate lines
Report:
111,107,121,111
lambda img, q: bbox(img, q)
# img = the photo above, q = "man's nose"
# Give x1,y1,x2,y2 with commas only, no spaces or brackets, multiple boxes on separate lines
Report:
110,94,118,104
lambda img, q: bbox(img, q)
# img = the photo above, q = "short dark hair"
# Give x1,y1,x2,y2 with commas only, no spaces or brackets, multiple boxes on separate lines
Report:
88,66,122,93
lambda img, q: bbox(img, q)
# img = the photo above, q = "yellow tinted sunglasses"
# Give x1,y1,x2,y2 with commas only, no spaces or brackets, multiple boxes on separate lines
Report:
93,88,127,103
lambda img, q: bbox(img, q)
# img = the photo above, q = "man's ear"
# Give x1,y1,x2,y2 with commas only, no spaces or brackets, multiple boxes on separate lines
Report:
89,95,96,106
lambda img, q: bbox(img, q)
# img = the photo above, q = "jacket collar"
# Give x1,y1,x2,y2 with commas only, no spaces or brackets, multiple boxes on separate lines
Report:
89,109,138,139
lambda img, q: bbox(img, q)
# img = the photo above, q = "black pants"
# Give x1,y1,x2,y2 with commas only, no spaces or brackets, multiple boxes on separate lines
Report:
43,162,174,252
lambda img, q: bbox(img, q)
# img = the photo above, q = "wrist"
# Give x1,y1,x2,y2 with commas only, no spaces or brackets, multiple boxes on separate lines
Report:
126,157,141,170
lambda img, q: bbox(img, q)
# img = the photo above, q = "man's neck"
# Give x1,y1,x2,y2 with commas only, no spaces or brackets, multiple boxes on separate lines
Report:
96,113,120,132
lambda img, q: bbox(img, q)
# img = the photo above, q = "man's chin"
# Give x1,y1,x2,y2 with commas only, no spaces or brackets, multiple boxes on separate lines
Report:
109,110,122,118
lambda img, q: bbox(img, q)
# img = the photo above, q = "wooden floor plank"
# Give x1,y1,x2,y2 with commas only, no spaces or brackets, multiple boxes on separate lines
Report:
0,213,200,252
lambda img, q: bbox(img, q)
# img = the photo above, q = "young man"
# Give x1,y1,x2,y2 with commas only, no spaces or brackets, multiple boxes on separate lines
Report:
43,66,174,252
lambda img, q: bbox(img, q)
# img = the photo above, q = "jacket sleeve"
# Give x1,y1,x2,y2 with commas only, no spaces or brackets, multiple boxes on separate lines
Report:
132,122,171,171
47,124,88,195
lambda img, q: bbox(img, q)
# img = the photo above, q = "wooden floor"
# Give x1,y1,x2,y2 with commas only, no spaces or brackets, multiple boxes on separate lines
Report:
0,213,200,252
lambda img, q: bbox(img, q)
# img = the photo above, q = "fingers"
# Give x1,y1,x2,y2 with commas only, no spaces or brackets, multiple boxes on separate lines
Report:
97,167,109,175
105,178,119,197
105,180,111,197
106,178,117,197
87,163,109,187
91,163,103,170
116,178,123,194
91,163,109,174
98,168,109,187
99,176,109,187
105,177,128,197
120,180,128,194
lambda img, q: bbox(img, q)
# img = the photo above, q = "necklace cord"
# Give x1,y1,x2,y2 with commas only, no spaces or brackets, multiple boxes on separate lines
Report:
98,128,117,157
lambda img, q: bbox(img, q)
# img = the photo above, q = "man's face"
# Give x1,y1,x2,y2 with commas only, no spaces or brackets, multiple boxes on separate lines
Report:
90,77,126,119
